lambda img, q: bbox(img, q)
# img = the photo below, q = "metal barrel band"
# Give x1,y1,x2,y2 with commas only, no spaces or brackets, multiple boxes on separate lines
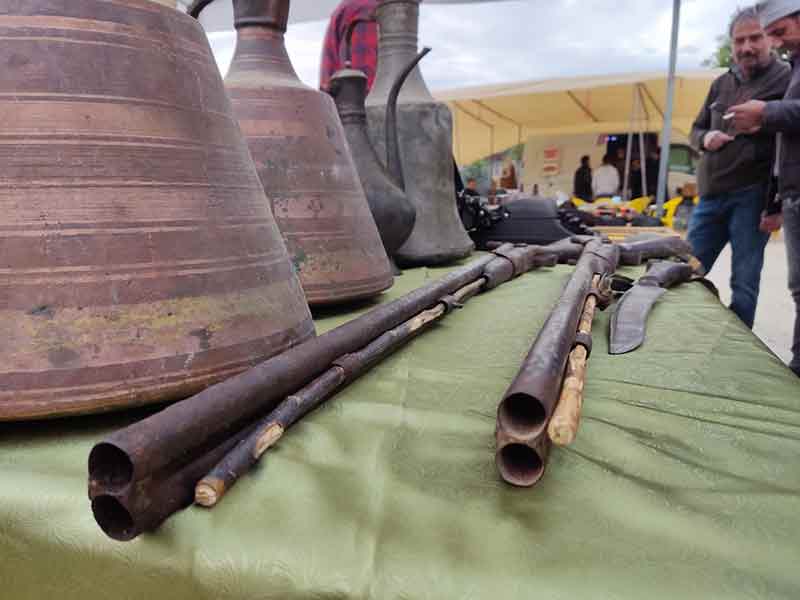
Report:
573,332,593,358
439,294,463,314
490,247,525,276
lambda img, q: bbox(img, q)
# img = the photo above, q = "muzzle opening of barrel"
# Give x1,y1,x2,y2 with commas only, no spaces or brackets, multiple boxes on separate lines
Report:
498,393,546,437
88,443,134,492
91,495,137,542
497,443,544,487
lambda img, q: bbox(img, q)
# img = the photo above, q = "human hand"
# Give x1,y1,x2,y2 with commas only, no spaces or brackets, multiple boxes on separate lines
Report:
728,100,766,134
760,212,783,233
703,130,735,151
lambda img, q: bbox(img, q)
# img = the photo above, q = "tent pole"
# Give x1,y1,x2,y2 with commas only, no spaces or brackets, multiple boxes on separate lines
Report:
656,0,681,216
639,129,647,200
622,89,636,201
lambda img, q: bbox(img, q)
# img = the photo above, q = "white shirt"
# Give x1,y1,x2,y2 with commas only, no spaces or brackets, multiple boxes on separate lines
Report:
592,164,620,197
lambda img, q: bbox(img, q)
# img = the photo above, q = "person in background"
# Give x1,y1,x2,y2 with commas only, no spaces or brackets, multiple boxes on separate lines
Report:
499,160,518,189
573,155,593,201
645,146,661,197
463,177,481,198
628,157,644,199
689,6,789,331
613,146,627,183
729,0,800,375
592,153,620,199
319,0,378,93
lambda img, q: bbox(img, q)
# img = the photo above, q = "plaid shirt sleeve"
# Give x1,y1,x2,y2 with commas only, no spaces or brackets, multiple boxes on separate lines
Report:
319,1,378,93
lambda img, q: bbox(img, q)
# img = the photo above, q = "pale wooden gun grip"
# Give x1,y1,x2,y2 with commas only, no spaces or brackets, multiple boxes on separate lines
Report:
548,280,598,446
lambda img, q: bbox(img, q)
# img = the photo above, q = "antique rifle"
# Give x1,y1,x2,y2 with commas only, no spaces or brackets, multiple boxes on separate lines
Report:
89,245,555,539
494,239,619,487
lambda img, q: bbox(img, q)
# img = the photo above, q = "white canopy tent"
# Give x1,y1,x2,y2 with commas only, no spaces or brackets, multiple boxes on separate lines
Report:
436,69,721,166
184,0,510,30
183,0,689,211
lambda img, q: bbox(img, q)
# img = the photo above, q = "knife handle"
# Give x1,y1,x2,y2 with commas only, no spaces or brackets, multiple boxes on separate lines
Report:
640,261,695,288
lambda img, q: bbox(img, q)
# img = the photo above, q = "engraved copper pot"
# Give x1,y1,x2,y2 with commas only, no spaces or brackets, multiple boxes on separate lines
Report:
202,0,394,306
365,0,473,267
0,0,315,421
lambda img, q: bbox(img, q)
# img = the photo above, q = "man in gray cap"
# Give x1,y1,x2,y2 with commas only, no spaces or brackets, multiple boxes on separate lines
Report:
730,0,800,377
688,7,789,331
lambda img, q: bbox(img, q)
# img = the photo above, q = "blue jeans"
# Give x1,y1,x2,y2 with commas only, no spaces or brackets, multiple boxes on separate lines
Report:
688,183,770,329
784,196,800,376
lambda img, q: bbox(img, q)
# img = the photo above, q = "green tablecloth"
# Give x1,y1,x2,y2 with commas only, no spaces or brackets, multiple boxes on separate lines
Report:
2,262,799,599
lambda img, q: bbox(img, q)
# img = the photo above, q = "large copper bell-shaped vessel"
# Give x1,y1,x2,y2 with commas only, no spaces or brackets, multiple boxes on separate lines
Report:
0,0,315,421
366,0,473,266
213,0,394,306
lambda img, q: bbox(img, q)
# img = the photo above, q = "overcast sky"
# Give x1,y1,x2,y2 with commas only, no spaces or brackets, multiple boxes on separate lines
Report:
206,0,745,90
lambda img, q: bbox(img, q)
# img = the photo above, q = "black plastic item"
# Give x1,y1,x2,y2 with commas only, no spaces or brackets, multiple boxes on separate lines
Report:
470,196,577,249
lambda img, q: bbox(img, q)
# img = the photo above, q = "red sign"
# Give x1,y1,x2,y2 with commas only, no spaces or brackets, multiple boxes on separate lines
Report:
543,146,560,161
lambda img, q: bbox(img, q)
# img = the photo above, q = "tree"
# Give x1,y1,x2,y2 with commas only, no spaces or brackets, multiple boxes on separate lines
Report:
702,35,732,68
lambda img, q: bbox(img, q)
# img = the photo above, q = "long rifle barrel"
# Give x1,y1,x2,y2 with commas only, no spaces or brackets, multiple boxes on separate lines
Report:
195,277,490,508
495,240,619,487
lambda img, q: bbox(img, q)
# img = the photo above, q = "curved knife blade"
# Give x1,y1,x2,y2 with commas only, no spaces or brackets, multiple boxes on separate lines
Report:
609,284,667,355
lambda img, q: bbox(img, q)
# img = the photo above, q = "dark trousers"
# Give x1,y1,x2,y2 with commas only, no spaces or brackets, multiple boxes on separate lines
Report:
784,196,800,376
688,183,770,329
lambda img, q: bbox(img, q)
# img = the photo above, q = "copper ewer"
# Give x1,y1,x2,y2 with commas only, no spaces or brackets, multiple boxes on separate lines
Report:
196,0,394,306
0,0,315,421
365,0,474,266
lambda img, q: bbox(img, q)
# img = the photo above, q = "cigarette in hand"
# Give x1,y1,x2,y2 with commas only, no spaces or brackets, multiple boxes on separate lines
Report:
723,112,735,120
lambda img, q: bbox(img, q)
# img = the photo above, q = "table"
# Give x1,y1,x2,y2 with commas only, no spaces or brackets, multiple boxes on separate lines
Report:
1,261,799,599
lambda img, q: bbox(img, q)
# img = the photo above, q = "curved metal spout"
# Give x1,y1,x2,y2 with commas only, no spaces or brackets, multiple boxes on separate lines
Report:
386,47,431,190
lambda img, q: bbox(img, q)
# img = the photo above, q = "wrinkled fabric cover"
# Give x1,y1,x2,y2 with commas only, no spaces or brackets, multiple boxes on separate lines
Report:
1,263,799,599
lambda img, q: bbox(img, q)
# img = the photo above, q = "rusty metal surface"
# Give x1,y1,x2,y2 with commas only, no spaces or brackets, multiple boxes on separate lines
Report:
225,0,393,306
365,0,473,266
0,0,315,421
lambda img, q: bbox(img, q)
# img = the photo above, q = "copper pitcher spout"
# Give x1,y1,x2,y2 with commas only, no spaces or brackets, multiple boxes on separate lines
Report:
386,47,431,190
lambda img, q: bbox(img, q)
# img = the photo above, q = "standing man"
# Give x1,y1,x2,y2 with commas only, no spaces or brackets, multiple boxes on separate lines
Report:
730,1,800,375
463,177,481,198
687,6,790,330
573,155,593,201
592,153,620,199
319,0,378,93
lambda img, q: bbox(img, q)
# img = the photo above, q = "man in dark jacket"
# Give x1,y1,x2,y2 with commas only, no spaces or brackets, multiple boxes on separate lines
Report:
573,155,593,201
688,6,790,329
730,0,800,376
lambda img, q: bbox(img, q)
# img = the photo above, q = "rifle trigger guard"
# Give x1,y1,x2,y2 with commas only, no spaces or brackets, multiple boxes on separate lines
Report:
608,274,635,296
573,332,593,358
592,276,615,310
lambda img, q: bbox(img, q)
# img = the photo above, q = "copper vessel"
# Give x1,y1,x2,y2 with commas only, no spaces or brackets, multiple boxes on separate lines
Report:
329,44,425,272
365,0,473,266
210,0,394,306
0,0,315,421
